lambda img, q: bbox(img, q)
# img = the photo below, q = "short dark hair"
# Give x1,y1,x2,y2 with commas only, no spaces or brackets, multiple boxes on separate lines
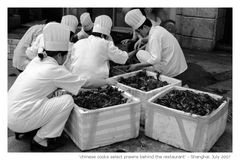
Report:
160,20,176,27
38,50,68,60
137,18,152,30
70,31,79,43
92,32,108,40
70,31,74,38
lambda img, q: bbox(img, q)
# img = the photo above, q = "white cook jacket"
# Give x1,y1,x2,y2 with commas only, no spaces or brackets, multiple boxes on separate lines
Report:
8,56,86,125
140,26,187,77
25,37,74,67
77,28,89,40
26,33,44,59
65,35,128,79
13,24,45,70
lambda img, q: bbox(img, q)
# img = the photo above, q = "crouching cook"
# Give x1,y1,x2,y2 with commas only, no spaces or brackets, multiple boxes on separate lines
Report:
25,15,79,63
77,12,94,40
125,9,188,78
13,24,45,72
8,23,117,152
61,15,79,43
65,15,128,80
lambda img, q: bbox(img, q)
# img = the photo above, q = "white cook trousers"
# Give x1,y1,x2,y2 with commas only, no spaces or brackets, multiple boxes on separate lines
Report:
12,94,74,139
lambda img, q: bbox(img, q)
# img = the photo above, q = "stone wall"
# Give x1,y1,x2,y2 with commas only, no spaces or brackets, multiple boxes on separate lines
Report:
175,8,226,51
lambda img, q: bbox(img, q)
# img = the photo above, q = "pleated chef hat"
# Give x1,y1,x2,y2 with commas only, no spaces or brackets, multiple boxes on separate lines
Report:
61,15,79,33
43,23,70,51
80,12,93,31
93,15,112,36
125,9,146,30
43,22,58,31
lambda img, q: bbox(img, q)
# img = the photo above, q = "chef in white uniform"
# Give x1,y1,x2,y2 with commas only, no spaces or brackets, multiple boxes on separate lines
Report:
25,23,55,61
61,15,79,41
77,12,94,40
125,9,188,78
65,15,129,79
25,33,44,60
13,24,45,72
8,23,116,151
25,15,79,62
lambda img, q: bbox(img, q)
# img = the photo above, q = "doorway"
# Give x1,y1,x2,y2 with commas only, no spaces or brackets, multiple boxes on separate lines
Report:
215,8,232,51
222,8,232,45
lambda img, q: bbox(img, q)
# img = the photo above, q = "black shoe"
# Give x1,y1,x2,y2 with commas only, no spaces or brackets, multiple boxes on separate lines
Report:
30,139,49,152
30,138,64,152
15,129,39,140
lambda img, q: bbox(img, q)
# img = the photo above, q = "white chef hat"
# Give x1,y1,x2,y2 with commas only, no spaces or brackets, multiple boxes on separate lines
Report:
43,23,70,51
43,22,58,31
125,9,146,30
93,15,112,36
61,15,79,33
80,12,93,31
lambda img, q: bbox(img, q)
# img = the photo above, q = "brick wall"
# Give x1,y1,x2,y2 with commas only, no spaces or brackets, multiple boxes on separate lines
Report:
175,8,226,51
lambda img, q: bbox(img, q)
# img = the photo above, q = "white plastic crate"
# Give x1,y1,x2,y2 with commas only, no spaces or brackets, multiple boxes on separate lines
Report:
64,89,141,151
112,70,182,124
145,86,229,152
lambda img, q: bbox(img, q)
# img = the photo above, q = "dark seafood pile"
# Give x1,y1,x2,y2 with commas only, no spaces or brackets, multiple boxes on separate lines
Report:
118,70,169,91
73,86,128,110
154,89,226,116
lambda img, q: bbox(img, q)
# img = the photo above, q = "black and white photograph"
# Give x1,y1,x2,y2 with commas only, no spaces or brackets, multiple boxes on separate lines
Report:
1,0,240,159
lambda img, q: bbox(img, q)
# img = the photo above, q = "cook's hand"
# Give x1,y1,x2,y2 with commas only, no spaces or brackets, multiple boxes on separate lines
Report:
121,39,130,44
134,38,148,50
134,38,143,50
106,78,118,86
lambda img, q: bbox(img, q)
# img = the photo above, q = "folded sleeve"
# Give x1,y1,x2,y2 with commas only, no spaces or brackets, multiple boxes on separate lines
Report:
26,47,38,60
21,26,37,48
26,35,43,59
147,38,162,65
107,41,129,64
21,25,43,48
53,66,87,95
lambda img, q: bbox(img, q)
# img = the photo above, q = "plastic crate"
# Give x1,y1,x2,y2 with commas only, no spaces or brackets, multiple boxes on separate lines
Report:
145,86,229,152
64,89,141,151
112,70,182,124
